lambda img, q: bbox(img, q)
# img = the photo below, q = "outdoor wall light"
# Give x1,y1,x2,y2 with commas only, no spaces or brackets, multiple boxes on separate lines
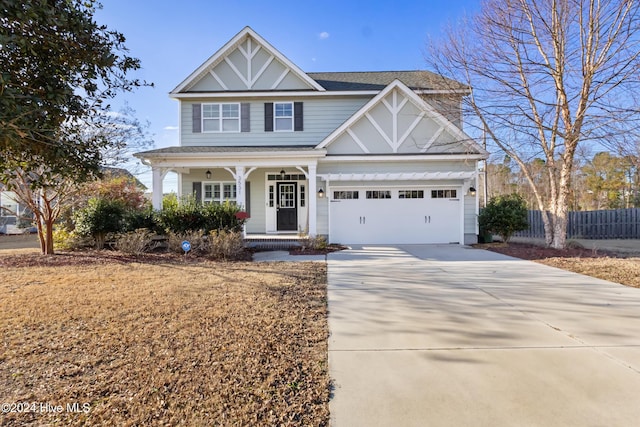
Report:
317,188,325,198
469,186,477,196
205,170,212,179
279,169,286,178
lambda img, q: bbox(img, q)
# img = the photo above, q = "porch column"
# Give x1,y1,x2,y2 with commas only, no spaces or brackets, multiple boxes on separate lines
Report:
308,164,317,236
151,167,163,210
235,166,246,208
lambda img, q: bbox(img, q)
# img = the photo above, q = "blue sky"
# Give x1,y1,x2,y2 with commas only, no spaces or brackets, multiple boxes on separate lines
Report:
94,0,480,189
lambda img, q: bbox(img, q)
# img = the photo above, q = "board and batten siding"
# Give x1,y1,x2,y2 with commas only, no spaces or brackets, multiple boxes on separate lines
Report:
180,97,371,146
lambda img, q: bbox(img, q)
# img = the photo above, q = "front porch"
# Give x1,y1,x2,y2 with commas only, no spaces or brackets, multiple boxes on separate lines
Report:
136,146,327,236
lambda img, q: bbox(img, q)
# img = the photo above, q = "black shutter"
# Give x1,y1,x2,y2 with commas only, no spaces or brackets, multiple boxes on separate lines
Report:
294,102,303,131
192,104,201,133
192,182,202,203
264,102,273,132
245,181,251,215
241,103,250,132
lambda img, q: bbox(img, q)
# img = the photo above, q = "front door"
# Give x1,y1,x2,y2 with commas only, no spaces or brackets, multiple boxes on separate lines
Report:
276,182,297,231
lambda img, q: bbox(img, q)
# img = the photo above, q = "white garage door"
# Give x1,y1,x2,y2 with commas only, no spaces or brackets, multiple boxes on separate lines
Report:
329,187,461,244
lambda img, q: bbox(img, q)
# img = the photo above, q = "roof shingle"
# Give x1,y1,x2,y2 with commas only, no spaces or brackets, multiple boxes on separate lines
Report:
307,71,468,92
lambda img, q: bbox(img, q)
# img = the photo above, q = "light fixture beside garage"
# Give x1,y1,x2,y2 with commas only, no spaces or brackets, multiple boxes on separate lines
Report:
317,188,325,198
205,170,212,179
468,186,477,196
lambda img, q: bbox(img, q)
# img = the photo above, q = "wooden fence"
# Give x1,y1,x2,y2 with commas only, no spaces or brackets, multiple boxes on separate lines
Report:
515,208,640,239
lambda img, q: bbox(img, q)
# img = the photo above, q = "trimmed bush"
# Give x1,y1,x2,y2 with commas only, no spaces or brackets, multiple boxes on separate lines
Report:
156,197,246,234
478,193,529,243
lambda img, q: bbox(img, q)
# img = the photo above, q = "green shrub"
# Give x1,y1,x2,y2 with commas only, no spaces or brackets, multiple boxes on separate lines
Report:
478,193,529,243
122,206,160,234
156,197,246,234
74,198,126,249
208,230,245,260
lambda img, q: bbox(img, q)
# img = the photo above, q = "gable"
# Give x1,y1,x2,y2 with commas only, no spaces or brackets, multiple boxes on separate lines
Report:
173,27,324,93
318,80,485,156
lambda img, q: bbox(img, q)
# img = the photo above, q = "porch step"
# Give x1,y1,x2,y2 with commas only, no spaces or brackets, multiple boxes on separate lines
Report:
244,235,305,250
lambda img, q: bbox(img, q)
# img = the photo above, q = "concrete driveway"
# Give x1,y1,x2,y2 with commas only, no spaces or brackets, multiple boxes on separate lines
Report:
327,245,640,426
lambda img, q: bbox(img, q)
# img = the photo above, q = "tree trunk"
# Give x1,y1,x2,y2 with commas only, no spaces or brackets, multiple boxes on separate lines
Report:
44,219,55,255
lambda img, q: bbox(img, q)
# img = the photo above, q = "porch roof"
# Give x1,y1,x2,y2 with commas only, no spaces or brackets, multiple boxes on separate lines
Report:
319,171,476,181
134,145,326,168
135,145,321,158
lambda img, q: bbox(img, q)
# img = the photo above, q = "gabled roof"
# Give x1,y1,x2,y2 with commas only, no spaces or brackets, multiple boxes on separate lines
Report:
308,71,469,92
316,79,487,156
171,26,325,94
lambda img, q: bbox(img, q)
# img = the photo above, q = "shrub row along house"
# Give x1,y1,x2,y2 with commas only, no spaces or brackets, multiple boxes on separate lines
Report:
135,27,488,245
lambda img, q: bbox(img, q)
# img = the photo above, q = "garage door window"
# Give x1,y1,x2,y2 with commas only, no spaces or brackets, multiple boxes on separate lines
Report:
366,190,391,199
399,190,424,199
333,191,359,200
431,189,457,198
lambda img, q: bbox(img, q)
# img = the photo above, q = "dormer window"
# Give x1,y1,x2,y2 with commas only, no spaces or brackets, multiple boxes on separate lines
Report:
202,103,240,132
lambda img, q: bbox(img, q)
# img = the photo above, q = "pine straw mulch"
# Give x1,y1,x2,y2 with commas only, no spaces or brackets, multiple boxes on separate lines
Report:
0,251,329,426
478,242,640,288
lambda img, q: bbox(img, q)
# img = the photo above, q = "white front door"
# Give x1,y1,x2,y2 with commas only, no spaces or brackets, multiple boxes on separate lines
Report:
329,187,461,244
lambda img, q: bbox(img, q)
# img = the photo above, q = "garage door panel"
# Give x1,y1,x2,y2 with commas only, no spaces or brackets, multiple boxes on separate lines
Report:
329,187,460,244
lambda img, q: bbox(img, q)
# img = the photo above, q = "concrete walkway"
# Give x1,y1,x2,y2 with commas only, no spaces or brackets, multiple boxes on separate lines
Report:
327,245,640,426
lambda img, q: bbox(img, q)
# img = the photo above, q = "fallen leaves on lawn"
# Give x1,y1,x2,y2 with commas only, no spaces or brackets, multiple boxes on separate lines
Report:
481,243,640,288
0,257,329,426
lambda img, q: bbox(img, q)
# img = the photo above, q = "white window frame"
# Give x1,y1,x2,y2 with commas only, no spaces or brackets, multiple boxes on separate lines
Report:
202,181,237,204
274,102,293,132
202,103,240,133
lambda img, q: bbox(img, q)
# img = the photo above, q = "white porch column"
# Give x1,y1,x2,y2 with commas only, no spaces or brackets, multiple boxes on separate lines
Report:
235,166,246,209
151,167,163,210
308,164,317,236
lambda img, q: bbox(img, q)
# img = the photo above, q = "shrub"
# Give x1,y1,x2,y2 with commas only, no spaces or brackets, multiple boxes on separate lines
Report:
166,229,208,255
116,229,155,255
302,235,327,251
122,206,160,234
74,198,126,249
478,193,529,243
53,228,94,251
156,197,246,234
208,230,245,260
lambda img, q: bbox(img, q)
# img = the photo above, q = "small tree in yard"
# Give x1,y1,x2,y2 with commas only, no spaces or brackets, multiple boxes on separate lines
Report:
479,194,529,243
5,166,79,255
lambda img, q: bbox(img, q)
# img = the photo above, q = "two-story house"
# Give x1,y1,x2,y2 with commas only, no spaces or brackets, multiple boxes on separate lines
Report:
135,27,488,245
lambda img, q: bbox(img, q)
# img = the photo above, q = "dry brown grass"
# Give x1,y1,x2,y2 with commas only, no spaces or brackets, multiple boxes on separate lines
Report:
482,243,640,288
0,254,329,426
536,256,640,288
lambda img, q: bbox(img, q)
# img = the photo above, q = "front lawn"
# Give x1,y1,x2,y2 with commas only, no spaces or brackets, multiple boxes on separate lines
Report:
0,253,329,426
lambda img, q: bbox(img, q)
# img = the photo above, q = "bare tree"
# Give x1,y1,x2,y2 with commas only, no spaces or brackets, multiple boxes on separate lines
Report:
428,0,640,248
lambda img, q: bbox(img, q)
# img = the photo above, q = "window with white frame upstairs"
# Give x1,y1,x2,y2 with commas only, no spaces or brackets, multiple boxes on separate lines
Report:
202,103,240,132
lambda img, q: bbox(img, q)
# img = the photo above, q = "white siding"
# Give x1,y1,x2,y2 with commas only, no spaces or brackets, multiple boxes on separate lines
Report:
318,159,479,243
